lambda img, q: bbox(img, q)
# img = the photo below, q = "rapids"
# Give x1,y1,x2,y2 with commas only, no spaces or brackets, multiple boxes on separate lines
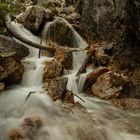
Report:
0,20,140,140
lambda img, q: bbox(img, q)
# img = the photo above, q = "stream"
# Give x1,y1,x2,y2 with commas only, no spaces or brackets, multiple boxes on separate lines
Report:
0,20,140,140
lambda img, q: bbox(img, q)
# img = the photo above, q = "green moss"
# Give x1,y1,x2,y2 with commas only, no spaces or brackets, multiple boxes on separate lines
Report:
0,1,25,34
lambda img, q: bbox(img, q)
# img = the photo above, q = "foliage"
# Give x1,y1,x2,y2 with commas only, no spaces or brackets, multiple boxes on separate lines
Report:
0,1,25,34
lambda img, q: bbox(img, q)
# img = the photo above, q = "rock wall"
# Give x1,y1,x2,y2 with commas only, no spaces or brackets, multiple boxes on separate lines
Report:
76,0,140,42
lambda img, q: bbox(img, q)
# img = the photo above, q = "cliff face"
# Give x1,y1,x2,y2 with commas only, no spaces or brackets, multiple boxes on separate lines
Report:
76,0,140,42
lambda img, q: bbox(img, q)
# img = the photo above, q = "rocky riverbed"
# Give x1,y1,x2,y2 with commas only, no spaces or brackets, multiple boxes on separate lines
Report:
0,0,140,140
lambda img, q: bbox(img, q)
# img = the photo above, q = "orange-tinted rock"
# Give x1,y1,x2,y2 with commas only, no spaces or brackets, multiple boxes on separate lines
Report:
91,71,128,99
43,77,68,101
84,66,109,91
9,130,23,140
43,60,62,81
63,90,74,103
55,47,73,69
111,98,140,110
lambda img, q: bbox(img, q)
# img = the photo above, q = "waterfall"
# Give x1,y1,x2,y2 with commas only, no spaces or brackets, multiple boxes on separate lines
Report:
0,18,140,140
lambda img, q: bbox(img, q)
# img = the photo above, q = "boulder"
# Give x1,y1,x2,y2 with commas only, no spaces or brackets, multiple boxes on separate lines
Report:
84,66,109,92
0,35,29,85
0,35,29,58
91,71,128,99
9,116,44,140
111,98,140,110
95,47,110,66
55,47,73,69
43,60,63,80
43,77,68,101
45,18,78,47
17,5,53,34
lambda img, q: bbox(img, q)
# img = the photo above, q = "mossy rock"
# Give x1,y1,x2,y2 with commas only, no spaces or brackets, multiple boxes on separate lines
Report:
0,2,25,34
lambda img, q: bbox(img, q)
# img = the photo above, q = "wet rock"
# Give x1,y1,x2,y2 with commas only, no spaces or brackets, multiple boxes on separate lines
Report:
17,5,53,34
95,47,110,66
0,83,5,92
9,130,23,140
0,35,29,85
9,116,44,140
43,60,63,80
91,71,128,99
43,77,68,101
0,57,24,84
111,98,140,110
84,66,109,92
63,90,74,103
0,35,29,58
55,47,73,69
45,18,77,47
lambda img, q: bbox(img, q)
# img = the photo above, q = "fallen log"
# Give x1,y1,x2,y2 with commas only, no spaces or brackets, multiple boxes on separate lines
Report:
4,14,85,53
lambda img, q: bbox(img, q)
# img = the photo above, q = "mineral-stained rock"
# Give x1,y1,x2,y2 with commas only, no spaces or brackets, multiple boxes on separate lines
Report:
9,116,44,140
91,71,128,99
84,66,109,92
55,47,73,69
111,98,140,110
9,130,23,140
17,5,53,33
95,47,110,66
0,35,29,85
63,90,74,103
43,77,68,101
43,60,62,81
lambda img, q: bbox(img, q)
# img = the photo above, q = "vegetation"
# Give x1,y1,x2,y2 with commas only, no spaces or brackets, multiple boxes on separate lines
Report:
0,1,25,34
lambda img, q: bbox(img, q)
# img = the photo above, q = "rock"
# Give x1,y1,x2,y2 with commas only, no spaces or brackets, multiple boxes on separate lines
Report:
37,0,61,8
0,83,5,92
111,98,140,110
63,90,74,103
43,77,68,101
43,60,63,80
0,57,24,85
76,0,140,42
129,67,140,98
95,47,110,66
0,35,29,58
17,5,53,34
9,116,44,140
0,35,29,85
9,130,23,140
45,18,78,47
84,66,109,92
91,71,128,99
55,47,73,69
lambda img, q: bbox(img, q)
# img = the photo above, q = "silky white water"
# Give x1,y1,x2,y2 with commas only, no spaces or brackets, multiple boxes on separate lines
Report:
0,20,140,140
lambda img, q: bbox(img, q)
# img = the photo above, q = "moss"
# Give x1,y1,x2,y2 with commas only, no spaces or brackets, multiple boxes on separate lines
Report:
0,1,25,34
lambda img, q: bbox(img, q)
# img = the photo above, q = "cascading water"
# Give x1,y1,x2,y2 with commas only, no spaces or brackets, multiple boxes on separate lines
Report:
0,19,140,140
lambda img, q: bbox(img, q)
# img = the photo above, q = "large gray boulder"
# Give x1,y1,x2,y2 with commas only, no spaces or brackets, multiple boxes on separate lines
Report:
0,35,29,85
